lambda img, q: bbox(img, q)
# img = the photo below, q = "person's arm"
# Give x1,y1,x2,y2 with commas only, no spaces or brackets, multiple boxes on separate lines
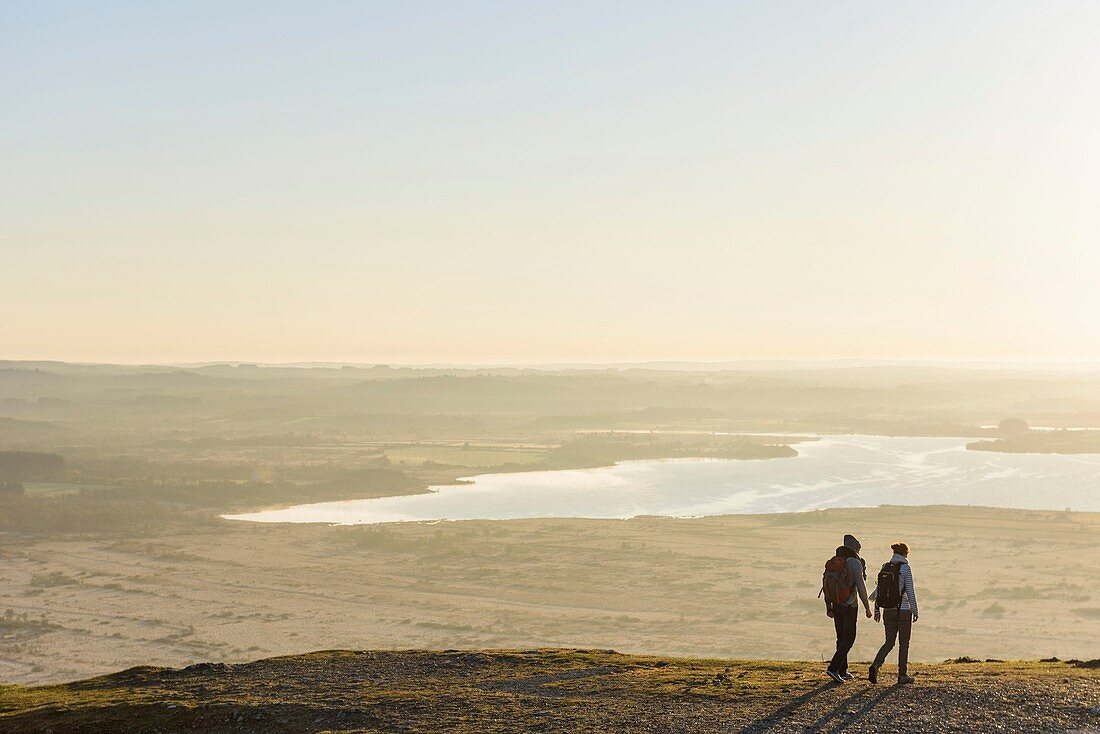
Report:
904,565,919,620
869,580,881,620
849,558,871,614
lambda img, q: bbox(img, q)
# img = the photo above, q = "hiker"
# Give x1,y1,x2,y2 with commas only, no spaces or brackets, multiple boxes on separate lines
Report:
821,534,871,684
868,542,919,685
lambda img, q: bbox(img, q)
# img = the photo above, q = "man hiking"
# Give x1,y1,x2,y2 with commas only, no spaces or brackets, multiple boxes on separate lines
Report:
869,542,919,685
821,534,871,684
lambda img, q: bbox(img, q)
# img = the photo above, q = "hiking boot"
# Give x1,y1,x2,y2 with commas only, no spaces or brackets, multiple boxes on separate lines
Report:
826,669,845,684
897,675,915,685
868,664,878,684
840,672,854,681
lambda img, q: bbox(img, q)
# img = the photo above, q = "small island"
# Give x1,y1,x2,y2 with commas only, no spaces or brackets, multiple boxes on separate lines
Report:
967,419,1100,455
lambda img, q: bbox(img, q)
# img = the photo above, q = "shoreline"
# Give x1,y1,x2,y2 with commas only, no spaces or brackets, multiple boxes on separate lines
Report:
223,434,1100,525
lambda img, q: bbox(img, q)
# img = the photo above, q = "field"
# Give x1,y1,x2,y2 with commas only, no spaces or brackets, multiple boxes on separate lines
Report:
2,505,1098,685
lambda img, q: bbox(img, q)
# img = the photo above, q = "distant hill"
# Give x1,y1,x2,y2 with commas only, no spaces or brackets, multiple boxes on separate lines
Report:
0,649,1096,733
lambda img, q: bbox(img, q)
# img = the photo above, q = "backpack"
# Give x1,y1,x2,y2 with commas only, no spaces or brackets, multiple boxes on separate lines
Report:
875,562,904,609
820,555,852,610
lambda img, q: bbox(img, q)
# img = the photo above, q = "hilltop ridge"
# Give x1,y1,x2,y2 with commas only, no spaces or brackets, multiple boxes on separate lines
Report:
1,649,1098,733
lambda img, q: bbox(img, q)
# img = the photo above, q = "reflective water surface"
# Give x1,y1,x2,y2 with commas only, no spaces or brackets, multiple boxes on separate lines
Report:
225,435,1100,524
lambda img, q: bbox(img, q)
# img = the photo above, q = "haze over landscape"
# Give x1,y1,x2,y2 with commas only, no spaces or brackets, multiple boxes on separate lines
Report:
2,3,1099,733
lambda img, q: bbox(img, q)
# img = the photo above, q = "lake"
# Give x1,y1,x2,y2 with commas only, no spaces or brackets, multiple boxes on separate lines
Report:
224,435,1100,525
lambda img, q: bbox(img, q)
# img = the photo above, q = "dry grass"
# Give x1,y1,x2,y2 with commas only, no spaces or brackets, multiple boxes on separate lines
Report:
2,506,1098,686
0,649,1097,733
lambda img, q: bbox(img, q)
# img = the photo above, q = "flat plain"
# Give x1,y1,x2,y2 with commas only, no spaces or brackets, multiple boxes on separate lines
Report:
3,505,1098,684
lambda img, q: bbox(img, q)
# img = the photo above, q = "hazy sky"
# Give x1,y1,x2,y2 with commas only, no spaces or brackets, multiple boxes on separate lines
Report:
3,2,1099,364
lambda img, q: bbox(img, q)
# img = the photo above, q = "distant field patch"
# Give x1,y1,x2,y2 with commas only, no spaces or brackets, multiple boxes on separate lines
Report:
384,446,548,468
22,483,108,497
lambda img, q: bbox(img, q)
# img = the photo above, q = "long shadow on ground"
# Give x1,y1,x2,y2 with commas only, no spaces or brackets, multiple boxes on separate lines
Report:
807,686,899,733
735,683,834,733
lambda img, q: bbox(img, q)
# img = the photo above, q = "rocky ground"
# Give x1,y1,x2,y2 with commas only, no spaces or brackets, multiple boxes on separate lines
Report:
1,649,1097,733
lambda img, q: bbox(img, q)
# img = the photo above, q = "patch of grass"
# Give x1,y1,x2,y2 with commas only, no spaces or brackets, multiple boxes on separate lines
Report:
22,482,108,497
1071,607,1100,619
981,602,1007,618
29,571,80,588
0,609,59,633
384,445,548,467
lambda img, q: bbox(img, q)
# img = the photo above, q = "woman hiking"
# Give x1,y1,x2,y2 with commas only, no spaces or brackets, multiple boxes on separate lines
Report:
869,542,919,685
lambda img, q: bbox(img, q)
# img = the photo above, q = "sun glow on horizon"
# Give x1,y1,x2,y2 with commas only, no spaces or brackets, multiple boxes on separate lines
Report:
3,2,1099,363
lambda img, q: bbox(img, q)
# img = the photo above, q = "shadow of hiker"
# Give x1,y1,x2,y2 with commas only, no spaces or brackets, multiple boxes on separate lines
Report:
829,686,899,732
735,683,834,734
798,685,900,733
792,686,878,733
742,683,901,734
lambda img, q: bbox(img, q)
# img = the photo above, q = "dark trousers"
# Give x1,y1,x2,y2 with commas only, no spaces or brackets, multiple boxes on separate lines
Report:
828,605,858,674
872,608,913,677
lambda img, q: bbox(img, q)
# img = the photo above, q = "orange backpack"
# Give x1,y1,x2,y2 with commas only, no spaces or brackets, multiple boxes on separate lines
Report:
820,555,852,609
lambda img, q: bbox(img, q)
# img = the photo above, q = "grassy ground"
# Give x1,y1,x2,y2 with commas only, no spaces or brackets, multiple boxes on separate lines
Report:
1,649,1097,733
20,483,108,497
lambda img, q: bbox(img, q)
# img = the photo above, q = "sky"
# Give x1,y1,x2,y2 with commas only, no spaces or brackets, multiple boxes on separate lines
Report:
3,1,1100,364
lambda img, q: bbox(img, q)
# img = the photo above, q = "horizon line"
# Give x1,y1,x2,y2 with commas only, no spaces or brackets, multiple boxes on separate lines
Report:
5,357,1100,372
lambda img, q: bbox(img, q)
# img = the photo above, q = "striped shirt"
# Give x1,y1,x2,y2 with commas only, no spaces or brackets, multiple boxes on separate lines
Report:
872,554,919,615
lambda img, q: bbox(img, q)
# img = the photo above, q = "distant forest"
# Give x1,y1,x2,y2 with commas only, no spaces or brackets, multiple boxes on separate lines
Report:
0,451,63,480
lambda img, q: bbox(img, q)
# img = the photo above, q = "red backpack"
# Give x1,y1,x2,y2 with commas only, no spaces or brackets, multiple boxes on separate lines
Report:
820,555,852,611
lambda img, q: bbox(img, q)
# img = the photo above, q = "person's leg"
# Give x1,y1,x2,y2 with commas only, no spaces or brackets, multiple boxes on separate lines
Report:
896,610,913,679
835,606,857,675
872,609,899,668
829,607,846,672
